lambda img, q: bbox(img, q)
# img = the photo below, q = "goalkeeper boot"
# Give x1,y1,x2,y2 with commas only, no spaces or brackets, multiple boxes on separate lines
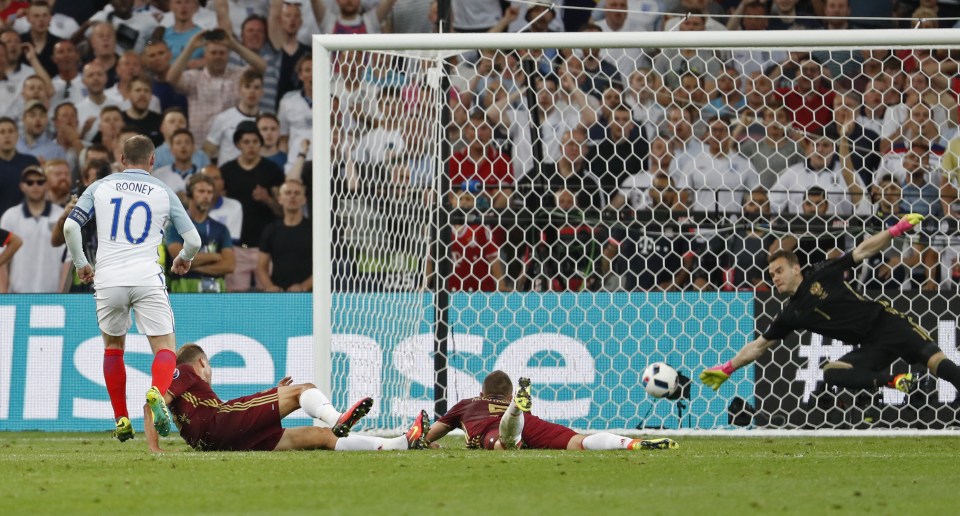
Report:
405,410,430,450
514,377,533,413
146,386,173,437
891,373,917,394
332,397,373,437
629,438,679,450
114,416,134,442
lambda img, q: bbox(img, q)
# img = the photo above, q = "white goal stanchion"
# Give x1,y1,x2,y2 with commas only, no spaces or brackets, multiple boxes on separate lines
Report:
313,29,960,435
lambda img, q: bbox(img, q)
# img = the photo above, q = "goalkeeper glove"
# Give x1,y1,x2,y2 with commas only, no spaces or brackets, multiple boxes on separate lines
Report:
888,213,923,238
699,360,735,391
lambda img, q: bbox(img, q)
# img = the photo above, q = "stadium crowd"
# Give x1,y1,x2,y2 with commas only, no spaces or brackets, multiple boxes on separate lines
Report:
1,0,959,295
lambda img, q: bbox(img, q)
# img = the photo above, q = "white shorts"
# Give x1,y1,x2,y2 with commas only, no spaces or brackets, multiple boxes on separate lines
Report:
95,286,175,337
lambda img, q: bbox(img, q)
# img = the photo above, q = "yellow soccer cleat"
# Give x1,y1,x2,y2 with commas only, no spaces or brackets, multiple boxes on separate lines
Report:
514,377,533,413
146,386,173,437
629,438,679,450
114,416,134,442
891,373,917,394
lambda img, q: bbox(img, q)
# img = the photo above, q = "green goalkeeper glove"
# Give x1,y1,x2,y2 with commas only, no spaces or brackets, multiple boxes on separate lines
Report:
699,361,735,391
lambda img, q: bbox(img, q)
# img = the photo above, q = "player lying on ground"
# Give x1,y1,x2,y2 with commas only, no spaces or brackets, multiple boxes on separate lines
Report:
424,370,678,450
701,213,960,395
143,343,429,452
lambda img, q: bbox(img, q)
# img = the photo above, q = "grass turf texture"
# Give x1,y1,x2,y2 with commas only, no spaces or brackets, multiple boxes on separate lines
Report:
2,433,959,514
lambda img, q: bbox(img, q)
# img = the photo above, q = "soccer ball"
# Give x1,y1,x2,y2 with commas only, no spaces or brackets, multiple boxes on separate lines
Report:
642,362,679,398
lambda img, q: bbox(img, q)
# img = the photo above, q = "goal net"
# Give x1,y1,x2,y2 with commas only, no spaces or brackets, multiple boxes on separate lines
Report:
314,28,960,434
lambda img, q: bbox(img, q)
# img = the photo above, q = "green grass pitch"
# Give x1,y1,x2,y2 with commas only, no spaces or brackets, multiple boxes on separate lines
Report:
2,433,959,514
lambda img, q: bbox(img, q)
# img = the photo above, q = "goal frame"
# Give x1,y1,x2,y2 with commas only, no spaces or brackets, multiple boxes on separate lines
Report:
312,28,960,435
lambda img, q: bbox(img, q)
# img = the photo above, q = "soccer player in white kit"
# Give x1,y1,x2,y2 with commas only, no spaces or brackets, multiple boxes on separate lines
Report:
63,135,202,442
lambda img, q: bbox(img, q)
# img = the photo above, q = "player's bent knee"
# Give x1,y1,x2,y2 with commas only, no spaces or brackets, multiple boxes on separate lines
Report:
822,361,853,370
927,352,946,373
567,434,586,450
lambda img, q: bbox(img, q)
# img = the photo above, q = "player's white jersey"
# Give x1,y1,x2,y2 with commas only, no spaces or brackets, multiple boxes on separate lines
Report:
69,169,194,289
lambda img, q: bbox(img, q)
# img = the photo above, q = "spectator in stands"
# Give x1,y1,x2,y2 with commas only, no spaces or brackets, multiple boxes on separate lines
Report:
354,85,406,166
615,135,672,212
205,69,263,165
121,75,164,145
519,128,600,213
158,0,204,65
652,10,723,91
859,74,891,140
427,180,506,293
0,165,68,293
17,100,65,161
674,116,758,214
824,90,882,186
450,109,513,209
14,73,53,119
621,221,695,292
220,121,284,292
770,132,868,216
886,100,946,156
647,171,687,212
577,23,624,98
773,186,849,268
739,106,803,189
257,114,286,169
84,0,158,54
51,101,82,168
589,103,649,201
767,0,820,30
267,0,309,102
776,57,835,134
42,157,70,206
880,140,945,217
105,50,158,113
80,22,119,87
141,40,188,114
167,28,266,144
155,128,202,189
223,13,279,113
20,0,59,76
660,104,696,158
0,117,39,215
166,173,235,293
50,39,81,105
202,164,243,245
701,186,774,291
625,69,665,139
278,54,312,166
154,108,210,170
450,0,502,32
75,61,116,142
332,49,378,137
595,0,649,83
257,179,312,292
94,105,124,157
882,71,956,152
704,65,745,119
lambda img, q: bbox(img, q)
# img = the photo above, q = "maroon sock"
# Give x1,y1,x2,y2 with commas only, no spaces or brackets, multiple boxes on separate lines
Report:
151,349,177,395
103,348,127,420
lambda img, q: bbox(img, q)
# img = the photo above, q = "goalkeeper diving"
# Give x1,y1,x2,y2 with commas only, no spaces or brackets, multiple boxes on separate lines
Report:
701,214,960,395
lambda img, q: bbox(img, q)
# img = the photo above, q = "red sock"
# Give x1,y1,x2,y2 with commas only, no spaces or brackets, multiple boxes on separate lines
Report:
103,349,127,420
151,349,177,395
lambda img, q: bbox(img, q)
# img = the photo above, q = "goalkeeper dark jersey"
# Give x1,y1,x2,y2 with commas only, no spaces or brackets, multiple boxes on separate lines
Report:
762,252,884,344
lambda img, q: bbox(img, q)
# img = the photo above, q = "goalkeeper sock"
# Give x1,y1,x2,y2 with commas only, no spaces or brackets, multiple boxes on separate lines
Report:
103,348,127,419
581,432,633,450
334,434,407,451
823,368,894,390
299,388,342,426
150,349,177,395
933,359,960,389
498,400,525,448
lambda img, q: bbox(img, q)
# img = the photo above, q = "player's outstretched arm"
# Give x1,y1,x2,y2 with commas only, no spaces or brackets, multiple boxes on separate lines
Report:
143,404,164,453
700,336,776,391
424,421,452,448
851,213,923,264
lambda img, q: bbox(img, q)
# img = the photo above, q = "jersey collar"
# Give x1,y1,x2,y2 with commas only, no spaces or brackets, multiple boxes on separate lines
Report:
123,168,151,176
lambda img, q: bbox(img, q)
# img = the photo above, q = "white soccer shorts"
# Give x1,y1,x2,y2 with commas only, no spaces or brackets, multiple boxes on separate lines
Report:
94,286,175,337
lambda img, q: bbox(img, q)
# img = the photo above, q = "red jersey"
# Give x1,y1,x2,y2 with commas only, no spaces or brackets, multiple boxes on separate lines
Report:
448,147,513,187
776,86,835,133
437,395,510,449
167,364,223,448
449,224,499,292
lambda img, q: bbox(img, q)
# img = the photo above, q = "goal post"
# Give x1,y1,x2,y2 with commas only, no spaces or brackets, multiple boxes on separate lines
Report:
313,28,960,435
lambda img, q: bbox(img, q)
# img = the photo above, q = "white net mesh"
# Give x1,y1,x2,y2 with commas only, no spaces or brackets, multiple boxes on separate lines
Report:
323,34,960,433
